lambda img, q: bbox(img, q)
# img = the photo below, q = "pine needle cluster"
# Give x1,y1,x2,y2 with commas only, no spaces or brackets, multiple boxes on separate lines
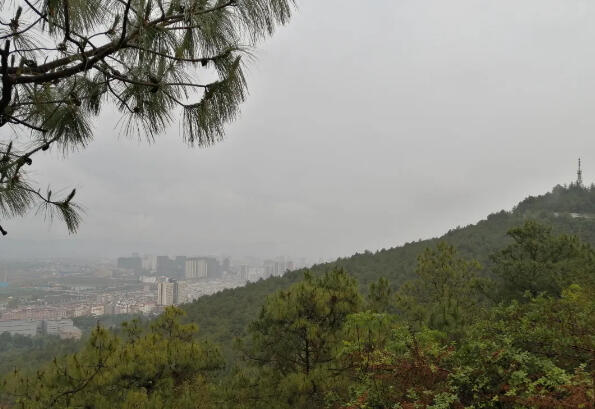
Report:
0,0,295,234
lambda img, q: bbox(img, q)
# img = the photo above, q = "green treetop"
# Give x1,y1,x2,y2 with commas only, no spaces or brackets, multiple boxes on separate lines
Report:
491,220,595,300
396,241,484,334
235,269,361,409
1,307,223,409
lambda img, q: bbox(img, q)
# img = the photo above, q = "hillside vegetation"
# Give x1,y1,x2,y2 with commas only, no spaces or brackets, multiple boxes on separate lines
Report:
1,185,592,377
3,198,593,408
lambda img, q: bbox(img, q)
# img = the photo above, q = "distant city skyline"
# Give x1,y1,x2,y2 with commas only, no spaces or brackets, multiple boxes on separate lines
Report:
0,253,295,323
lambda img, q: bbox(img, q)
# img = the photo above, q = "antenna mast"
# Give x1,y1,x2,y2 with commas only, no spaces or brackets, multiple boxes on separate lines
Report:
577,158,583,187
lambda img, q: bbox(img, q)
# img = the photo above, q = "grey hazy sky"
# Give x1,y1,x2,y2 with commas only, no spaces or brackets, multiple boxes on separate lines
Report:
2,0,595,260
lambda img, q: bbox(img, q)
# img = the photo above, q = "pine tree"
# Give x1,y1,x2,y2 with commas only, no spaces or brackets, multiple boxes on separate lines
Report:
366,276,393,313
491,221,595,300
0,0,295,235
1,307,223,409
396,241,483,334
236,269,361,409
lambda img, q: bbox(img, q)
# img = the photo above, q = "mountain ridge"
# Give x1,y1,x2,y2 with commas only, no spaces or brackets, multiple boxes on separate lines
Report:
183,184,595,349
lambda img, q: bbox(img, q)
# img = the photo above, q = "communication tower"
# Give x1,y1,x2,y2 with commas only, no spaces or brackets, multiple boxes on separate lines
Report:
577,158,583,187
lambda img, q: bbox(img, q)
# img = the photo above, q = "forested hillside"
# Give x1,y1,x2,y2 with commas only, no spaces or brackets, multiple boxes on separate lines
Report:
3,213,593,409
0,333,80,375
183,184,595,352
516,183,595,214
1,185,591,375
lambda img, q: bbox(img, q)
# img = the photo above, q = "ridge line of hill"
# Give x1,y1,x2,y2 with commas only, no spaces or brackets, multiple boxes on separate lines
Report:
182,184,595,352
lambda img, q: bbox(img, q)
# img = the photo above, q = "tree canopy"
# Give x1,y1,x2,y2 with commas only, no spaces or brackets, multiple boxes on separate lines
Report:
2,308,223,409
179,186,595,358
0,0,294,235
1,225,594,409
491,221,595,300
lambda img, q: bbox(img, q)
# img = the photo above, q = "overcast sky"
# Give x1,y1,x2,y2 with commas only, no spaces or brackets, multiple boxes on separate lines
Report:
2,0,595,260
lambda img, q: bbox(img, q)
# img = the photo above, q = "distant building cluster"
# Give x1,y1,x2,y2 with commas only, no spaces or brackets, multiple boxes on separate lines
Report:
1,304,101,320
2,297,158,320
234,258,299,282
264,259,295,277
117,254,304,306
118,254,231,280
0,255,310,327
0,318,82,339
117,254,302,283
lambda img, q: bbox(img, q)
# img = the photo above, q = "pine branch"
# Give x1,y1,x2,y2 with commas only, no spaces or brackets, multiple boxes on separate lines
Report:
0,0,295,234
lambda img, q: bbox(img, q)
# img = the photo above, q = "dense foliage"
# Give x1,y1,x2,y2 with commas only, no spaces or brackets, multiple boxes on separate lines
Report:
515,183,595,215
2,219,593,409
1,309,223,409
491,221,595,300
0,332,80,375
1,186,594,408
0,315,147,376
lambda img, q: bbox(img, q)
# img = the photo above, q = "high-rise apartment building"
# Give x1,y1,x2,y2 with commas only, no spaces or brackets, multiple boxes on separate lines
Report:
222,257,231,273
156,256,174,274
157,280,186,305
157,281,175,306
142,255,156,271
264,259,294,278
185,258,208,279
174,256,187,275
0,319,41,336
43,319,82,339
173,281,188,304
238,265,249,281
117,256,142,271
206,257,222,278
